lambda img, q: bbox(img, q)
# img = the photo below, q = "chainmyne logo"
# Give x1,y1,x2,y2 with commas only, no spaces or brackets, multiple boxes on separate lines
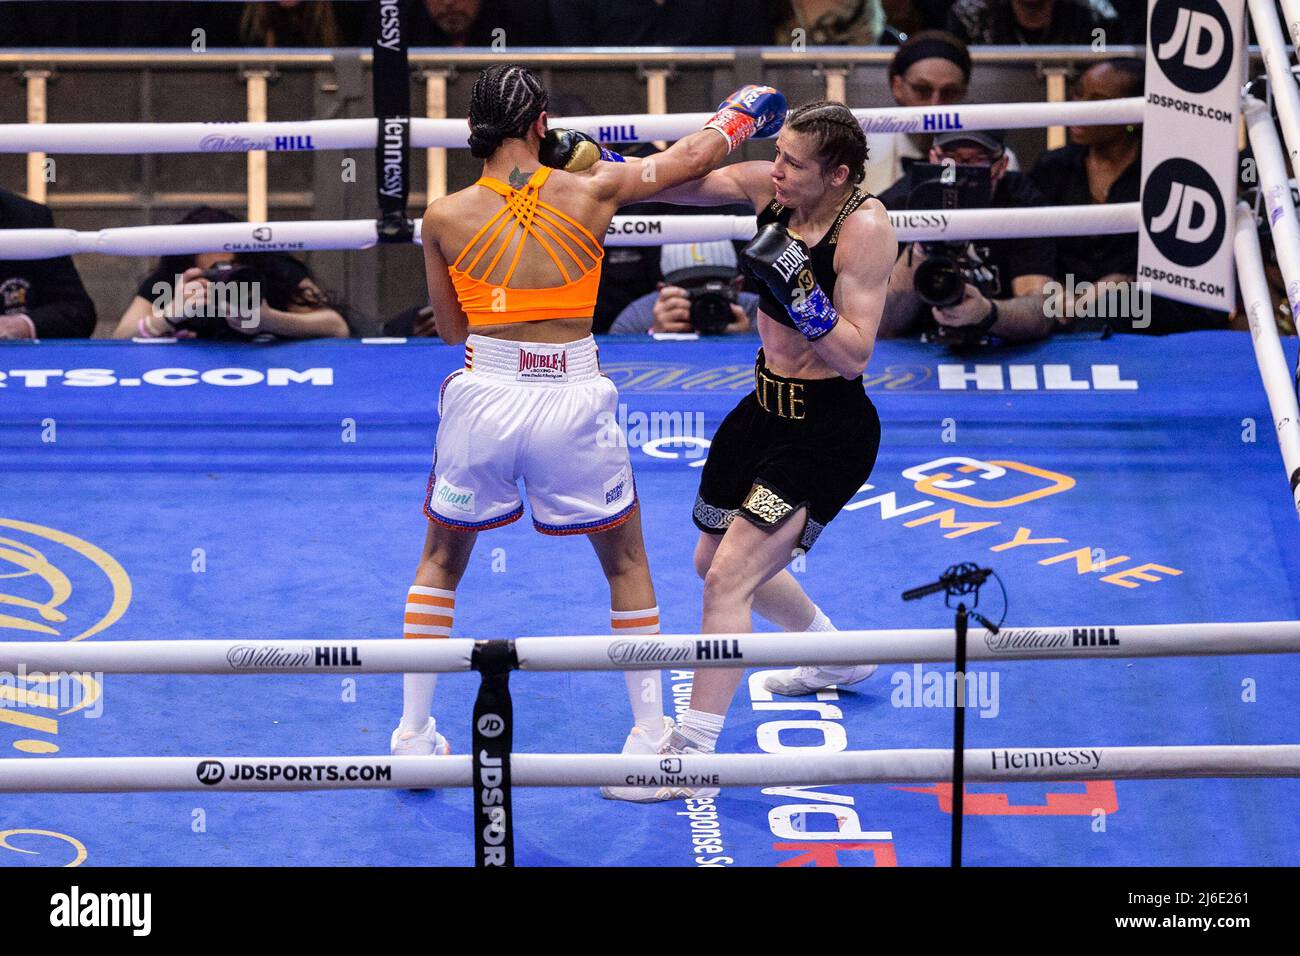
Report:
1151,0,1233,93
1142,158,1224,266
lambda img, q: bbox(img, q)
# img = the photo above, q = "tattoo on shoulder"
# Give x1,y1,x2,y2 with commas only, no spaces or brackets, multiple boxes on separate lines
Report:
509,166,529,189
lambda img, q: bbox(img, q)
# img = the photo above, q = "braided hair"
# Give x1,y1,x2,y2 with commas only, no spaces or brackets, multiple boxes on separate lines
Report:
785,101,868,186
468,64,549,159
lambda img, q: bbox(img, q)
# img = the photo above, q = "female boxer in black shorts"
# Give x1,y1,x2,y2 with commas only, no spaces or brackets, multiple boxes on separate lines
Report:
614,102,897,800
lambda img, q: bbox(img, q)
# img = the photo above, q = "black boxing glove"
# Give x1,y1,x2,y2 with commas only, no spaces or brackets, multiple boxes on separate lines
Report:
539,129,626,172
741,223,840,341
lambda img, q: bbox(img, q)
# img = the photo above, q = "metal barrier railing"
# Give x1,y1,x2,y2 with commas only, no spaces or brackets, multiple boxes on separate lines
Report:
4,44,1164,209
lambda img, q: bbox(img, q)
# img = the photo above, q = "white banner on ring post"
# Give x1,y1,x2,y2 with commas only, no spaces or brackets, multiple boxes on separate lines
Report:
1138,0,1244,311
1234,202,1300,520
0,745,1295,793
1,620,1297,675
0,99,1145,154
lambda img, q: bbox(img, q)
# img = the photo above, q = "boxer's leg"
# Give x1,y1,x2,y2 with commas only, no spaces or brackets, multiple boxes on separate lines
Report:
693,531,819,632
394,522,477,753
588,508,668,740
674,503,810,754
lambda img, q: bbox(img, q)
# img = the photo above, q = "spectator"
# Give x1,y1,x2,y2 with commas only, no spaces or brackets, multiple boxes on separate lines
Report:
240,1,341,47
549,0,774,46
947,0,1122,45
0,189,96,339
1029,58,1140,330
775,0,886,45
364,0,552,46
111,207,350,340
1031,59,1225,334
870,31,970,198
608,241,757,335
878,129,1057,343
865,30,1020,194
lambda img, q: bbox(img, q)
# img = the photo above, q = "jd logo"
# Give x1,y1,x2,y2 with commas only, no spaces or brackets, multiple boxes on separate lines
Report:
1151,0,1233,94
196,760,226,785
476,714,504,738
1143,158,1224,267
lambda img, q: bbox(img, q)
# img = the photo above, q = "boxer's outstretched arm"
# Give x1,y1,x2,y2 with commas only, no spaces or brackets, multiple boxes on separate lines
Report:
647,160,775,210
587,129,731,208
812,207,896,379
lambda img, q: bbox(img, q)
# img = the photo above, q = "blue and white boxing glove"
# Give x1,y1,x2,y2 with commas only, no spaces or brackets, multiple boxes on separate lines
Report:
741,223,839,341
703,84,788,153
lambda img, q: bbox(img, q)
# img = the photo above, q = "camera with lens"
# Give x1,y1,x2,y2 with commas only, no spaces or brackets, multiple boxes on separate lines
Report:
686,280,739,336
906,162,997,309
168,261,264,338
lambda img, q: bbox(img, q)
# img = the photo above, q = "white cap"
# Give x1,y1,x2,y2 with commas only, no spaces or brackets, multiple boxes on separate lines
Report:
659,241,738,284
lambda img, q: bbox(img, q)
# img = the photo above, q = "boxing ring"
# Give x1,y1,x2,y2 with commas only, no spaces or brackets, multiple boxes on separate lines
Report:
2,3,1300,868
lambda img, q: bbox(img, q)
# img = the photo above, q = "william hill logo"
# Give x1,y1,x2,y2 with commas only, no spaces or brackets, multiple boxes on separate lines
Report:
922,113,963,131
695,640,742,661
1072,627,1118,647
598,125,638,143
225,644,363,669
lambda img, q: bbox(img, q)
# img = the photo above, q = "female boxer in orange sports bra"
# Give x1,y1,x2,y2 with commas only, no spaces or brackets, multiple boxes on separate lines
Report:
391,65,786,797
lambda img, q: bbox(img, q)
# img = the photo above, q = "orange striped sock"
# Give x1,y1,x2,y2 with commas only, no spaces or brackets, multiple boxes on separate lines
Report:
612,605,664,733
401,585,455,730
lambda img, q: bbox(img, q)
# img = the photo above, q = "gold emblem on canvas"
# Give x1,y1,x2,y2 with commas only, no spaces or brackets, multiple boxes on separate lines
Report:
753,367,806,419
742,485,793,525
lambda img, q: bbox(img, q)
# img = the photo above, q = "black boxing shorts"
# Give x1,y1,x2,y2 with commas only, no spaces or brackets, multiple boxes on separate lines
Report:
692,350,881,551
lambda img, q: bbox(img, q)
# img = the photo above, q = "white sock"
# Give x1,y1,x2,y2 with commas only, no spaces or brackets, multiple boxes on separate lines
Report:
807,605,835,632
400,585,455,731
677,708,725,752
612,606,664,733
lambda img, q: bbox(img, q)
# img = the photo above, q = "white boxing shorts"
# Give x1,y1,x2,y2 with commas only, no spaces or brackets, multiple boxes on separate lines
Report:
424,334,637,535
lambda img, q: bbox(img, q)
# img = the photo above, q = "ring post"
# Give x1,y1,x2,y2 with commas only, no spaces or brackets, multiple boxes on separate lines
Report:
471,639,519,867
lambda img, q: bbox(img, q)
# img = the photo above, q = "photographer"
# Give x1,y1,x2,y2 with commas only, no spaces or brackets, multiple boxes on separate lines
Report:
878,129,1056,344
111,207,349,341
608,241,756,336
0,188,96,339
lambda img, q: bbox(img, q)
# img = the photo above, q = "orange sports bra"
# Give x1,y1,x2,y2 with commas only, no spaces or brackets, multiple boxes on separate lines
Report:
449,166,604,325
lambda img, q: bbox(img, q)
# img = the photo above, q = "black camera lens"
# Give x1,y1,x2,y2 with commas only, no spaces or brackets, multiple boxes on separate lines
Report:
914,255,967,308
686,281,737,336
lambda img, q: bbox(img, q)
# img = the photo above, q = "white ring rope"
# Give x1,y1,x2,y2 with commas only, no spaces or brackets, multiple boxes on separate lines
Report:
2,621,1297,674
0,745,1295,793
0,99,1144,154
0,203,1139,260
1234,202,1300,518
1249,0,1300,174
